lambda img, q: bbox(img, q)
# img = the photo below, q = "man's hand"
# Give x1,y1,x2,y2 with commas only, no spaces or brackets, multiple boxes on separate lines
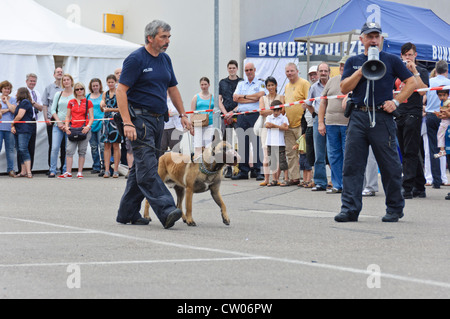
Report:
382,100,398,114
124,124,137,141
181,116,191,132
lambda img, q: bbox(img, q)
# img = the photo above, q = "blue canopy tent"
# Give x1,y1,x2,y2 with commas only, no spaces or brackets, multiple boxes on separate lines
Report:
246,0,450,62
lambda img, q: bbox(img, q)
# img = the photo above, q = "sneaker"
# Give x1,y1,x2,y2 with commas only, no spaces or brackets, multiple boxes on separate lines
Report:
77,173,84,179
326,188,342,194
58,172,72,179
362,190,376,197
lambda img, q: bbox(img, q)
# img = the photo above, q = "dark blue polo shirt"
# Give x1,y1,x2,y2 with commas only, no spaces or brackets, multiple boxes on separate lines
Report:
342,51,413,106
120,47,178,114
14,99,34,134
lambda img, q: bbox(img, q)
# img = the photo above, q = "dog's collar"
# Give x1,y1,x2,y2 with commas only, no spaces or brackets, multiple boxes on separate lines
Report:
199,161,221,176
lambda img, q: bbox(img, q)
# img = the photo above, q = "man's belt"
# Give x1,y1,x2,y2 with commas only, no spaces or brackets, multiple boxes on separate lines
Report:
355,105,383,112
133,108,164,118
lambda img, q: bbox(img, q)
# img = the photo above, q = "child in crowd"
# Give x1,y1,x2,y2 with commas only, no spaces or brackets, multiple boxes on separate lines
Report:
293,134,313,188
264,100,289,187
434,89,450,159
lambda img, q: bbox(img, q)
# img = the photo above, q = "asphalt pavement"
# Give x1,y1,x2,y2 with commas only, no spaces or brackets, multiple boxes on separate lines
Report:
0,171,449,299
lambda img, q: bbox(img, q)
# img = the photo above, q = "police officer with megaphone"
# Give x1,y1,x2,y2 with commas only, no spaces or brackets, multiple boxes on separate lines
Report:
335,22,418,223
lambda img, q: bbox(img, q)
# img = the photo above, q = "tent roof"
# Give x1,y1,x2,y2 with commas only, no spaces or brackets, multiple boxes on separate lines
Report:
246,0,450,62
0,0,140,58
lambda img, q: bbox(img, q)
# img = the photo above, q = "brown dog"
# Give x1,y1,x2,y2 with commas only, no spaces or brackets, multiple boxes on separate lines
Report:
144,141,239,226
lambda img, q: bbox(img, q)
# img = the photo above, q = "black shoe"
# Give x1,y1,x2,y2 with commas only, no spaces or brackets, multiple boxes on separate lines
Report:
334,212,358,222
98,170,105,177
250,170,258,178
412,190,426,198
432,184,441,189
382,212,404,223
311,186,326,192
132,218,150,225
164,208,182,229
91,169,100,174
255,174,265,181
224,167,232,178
445,193,450,200
402,191,413,199
231,174,249,180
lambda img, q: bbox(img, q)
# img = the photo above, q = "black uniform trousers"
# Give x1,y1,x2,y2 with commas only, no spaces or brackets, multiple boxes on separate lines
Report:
340,110,404,217
116,112,177,226
396,113,426,193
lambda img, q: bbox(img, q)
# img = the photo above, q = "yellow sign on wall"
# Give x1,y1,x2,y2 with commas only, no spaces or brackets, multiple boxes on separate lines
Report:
103,14,124,34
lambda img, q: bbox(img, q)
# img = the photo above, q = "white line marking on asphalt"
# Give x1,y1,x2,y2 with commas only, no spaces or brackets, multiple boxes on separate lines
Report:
0,231,97,235
1,216,450,290
251,210,377,219
0,257,263,268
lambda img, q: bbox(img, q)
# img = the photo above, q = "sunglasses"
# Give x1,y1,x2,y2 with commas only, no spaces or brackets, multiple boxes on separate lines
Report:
75,88,85,92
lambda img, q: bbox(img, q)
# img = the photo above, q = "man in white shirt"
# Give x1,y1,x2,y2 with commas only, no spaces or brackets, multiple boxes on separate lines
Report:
232,62,265,180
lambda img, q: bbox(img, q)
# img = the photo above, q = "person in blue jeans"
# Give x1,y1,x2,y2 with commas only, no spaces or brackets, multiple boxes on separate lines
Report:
11,88,35,178
48,74,75,177
87,78,105,174
115,20,191,228
305,62,330,191
318,56,349,194
0,80,17,177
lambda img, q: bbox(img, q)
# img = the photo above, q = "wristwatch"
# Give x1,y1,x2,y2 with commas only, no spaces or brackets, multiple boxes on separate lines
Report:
179,114,188,119
414,72,420,77
392,99,400,107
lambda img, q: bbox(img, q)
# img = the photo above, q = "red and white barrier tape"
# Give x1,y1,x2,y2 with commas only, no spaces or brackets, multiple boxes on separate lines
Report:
1,85,449,124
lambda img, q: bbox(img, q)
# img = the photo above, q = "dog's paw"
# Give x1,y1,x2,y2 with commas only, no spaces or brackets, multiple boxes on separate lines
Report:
223,218,230,226
186,220,197,227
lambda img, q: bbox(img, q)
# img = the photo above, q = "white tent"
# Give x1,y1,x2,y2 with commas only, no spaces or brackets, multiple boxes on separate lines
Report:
0,0,140,172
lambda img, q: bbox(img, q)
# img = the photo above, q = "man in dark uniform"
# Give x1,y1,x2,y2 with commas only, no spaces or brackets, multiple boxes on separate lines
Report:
115,20,191,229
395,42,429,199
335,22,417,223
218,60,242,178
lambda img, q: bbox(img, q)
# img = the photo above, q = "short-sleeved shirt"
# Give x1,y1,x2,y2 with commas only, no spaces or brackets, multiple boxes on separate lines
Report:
14,99,34,134
426,75,450,113
395,65,429,117
67,98,93,128
234,79,265,112
342,51,413,106
284,77,310,128
0,97,16,131
265,113,289,146
42,83,62,118
219,77,242,112
306,80,326,114
120,47,178,114
321,75,349,126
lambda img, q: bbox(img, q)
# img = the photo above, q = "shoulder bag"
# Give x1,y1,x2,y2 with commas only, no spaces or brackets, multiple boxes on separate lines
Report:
68,99,89,142
191,95,211,127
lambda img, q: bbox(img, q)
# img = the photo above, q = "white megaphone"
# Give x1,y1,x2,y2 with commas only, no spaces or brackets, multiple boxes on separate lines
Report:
362,46,386,81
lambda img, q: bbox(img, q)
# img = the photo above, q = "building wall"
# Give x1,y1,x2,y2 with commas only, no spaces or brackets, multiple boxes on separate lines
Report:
35,0,450,104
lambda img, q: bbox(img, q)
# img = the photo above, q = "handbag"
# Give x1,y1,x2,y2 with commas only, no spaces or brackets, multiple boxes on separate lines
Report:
68,99,89,142
253,115,264,136
68,126,87,142
298,135,307,153
191,96,211,127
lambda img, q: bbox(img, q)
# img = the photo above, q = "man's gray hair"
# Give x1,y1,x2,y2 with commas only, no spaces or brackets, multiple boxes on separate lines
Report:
435,60,448,75
26,73,38,80
145,20,171,44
